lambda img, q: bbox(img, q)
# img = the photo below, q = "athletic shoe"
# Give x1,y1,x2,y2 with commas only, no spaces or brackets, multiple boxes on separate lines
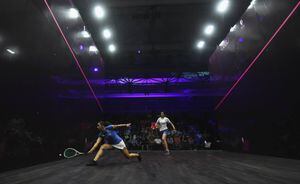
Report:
164,151,171,156
86,160,97,166
137,153,142,162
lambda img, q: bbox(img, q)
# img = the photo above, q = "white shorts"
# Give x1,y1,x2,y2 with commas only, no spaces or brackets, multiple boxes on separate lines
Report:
112,140,127,150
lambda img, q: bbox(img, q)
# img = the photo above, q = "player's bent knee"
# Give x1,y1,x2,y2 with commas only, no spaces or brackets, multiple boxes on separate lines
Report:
123,153,130,159
122,150,130,159
100,146,107,150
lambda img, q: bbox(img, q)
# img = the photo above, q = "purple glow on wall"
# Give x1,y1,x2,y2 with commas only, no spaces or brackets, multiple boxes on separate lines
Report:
54,73,214,86
239,37,244,43
59,90,225,99
93,78,191,85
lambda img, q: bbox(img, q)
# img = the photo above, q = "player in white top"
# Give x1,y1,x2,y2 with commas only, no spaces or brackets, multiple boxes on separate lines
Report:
155,112,176,155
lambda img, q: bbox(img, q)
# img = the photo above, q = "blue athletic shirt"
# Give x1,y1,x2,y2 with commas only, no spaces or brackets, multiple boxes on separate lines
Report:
98,125,123,145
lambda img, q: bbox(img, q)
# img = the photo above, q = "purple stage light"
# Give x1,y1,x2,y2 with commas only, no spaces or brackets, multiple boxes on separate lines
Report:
94,67,99,72
137,50,141,54
79,44,84,51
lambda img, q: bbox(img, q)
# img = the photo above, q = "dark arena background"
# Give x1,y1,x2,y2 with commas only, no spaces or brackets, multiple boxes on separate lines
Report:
1,0,300,183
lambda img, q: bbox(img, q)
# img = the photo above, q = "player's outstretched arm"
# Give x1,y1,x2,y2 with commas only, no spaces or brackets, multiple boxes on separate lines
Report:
112,123,131,129
88,137,102,154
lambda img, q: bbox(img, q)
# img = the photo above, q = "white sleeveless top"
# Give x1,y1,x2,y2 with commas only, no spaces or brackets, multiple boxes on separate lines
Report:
156,117,171,131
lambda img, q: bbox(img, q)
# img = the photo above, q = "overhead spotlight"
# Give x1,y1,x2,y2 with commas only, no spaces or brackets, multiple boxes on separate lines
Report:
240,19,244,26
216,0,230,13
6,49,16,55
81,30,90,38
230,25,237,32
108,44,116,53
196,40,205,49
102,28,112,40
94,5,105,19
93,67,99,72
68,8,79,19
248,0,256,9
219,39,229,50
219,40,226,47
204,25,215,36
81,26,90,38
89,46,98,53
239,19,245,29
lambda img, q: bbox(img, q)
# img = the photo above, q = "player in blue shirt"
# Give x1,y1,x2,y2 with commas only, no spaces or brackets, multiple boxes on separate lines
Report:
86,121,142,166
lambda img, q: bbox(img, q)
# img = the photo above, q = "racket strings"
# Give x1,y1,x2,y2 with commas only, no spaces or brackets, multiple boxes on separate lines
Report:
64,148,78,158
